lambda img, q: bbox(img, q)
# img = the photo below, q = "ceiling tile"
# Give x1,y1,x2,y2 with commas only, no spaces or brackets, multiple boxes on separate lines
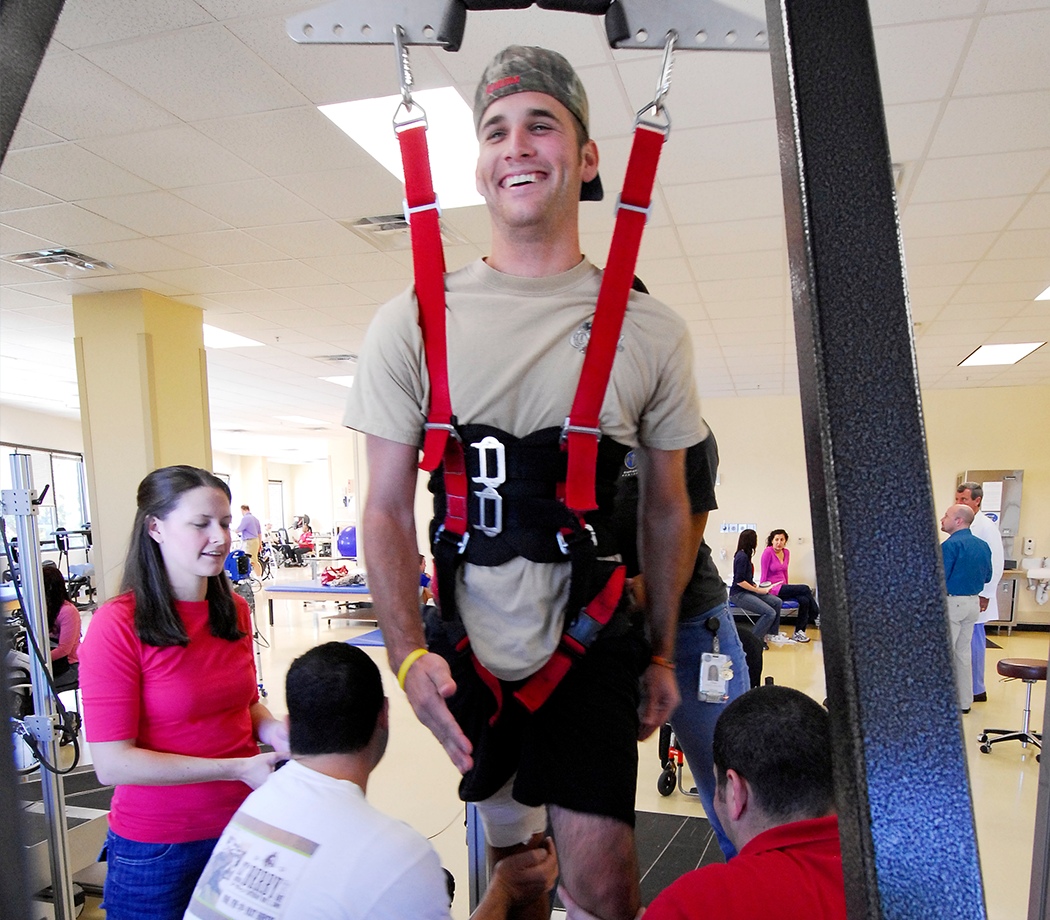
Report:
968,257,1050,284
873,20,972,104
196,106,375,175
884,102,943,162
689,250,784,282
275,167,405,222
246,221,375,259
644,282,700,306
52,0,215,49
678,218,786,257
633,258,694,286
700,276,785,302
667,175,784,227
158,229,288,264
81,124,263,188
223,260,336,289
660,121,780,184
0,224,53,257
84,24,305,121
951,281,1043,303
906,262,975,287
901,196,1027,237
1008,193,1050,230
142,265,258,294
1,203,139,246
910,150,1050,203
2,143,154,201
173,179,325,227
928,91,1050,157
987,227,1050,260
7,118,64,150
87,237,206,272
0,177,60,211
902,233,997,265
21,52,179,140
280,285,374,310
954,9,1050,95
81,190,228,236
870,0,982,27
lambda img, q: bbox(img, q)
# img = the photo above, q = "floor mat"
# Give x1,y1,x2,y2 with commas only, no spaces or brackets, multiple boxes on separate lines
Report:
346,628,385,647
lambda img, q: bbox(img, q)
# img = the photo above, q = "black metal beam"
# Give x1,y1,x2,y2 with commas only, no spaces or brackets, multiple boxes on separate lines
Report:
764,1,986,918
0,0,67,167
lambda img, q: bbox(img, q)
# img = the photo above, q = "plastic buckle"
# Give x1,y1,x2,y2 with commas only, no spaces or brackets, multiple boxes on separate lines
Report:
560,417,602,444
556,525,597,556
614,195,652,224
566,611,603,647
403,196,442,223
435,524,470,554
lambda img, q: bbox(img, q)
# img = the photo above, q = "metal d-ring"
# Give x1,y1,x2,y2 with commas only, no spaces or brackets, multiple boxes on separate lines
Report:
392,24,428,131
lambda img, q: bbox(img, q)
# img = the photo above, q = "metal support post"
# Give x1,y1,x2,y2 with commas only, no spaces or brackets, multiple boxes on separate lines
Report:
465,802,486,913
7,454,77,920
764,1,986,917
1029,649,1050,920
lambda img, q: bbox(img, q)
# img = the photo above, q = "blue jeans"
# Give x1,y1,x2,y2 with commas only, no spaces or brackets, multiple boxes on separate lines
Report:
730,591,782,638
971,622,986,694
670,601,750,859
775,583,819,632
101,830,218,920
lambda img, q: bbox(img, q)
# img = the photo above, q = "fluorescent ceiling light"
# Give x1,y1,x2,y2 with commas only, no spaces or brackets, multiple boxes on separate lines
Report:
321,375,355,387
203,325,263,348
959,342,1045,366
320,87,484,210
1036,284,1050,301
277,415,329,426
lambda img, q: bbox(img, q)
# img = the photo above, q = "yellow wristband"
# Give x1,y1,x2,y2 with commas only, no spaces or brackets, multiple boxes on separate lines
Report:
397,648,430,690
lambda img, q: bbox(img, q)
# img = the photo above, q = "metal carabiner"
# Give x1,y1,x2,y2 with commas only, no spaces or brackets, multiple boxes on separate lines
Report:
634,30,676,135
392,24,428,132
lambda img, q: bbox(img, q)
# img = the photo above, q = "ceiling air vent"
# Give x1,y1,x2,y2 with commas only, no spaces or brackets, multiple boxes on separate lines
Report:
341,215,469,252
319,353,358,363
6,248,115,278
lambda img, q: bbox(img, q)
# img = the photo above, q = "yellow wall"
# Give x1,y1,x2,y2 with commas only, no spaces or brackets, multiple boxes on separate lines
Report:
701,384,1050,624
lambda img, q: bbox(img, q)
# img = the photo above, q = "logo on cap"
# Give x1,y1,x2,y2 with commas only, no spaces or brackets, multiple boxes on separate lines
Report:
487,75,521,96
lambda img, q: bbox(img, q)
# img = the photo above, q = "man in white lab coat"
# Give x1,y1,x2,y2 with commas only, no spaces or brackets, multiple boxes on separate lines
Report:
956,482,1005,702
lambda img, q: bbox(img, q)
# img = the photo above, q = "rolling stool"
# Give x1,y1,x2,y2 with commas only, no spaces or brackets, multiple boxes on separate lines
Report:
978,658,1047,761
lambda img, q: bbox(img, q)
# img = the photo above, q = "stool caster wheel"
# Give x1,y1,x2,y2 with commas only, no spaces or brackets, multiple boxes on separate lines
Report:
1038,753,1041,763
978,733,988,744
980,743,991,754
657,767,676,797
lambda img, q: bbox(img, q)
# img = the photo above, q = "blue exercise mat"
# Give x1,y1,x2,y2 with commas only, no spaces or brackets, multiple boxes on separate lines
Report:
346,628,384,647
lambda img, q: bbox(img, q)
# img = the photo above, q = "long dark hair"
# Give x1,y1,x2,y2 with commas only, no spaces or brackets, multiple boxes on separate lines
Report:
42,564,69,631
766,529,788,547
736,528,758,558
121,465,243,648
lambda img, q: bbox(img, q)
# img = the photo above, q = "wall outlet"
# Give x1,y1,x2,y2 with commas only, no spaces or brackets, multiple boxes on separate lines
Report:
1024,537,1036,556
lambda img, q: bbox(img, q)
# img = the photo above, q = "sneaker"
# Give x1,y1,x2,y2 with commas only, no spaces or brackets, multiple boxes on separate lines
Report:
767,633,790,645
793,630,811,643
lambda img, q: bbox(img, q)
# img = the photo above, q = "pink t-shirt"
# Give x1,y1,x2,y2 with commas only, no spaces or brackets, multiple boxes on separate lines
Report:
760,546,790,595
50,600,82,663
79,591,260,843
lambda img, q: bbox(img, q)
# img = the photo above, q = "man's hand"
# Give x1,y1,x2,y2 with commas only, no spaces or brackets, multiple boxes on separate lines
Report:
490,837,558,905
979,597,989,613
638,662,680,741
403,652,474,773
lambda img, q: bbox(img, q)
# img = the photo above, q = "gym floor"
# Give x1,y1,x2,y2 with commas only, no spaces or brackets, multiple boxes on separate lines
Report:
71,568,1046,919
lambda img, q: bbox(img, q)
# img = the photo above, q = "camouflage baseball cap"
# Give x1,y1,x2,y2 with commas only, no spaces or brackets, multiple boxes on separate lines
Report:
474,45,603,202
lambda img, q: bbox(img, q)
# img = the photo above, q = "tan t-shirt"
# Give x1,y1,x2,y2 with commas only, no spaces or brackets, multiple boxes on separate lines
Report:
345,257,702,679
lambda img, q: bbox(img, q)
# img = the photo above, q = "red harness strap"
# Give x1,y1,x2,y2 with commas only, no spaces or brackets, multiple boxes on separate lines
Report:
398,123,468,544
563,123,667,512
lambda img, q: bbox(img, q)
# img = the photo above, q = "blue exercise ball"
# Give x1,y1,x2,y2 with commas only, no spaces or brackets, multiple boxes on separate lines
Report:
336,526,357,558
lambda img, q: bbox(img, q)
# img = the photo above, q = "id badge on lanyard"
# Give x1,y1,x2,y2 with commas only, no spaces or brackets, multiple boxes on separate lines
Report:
699,631,732,703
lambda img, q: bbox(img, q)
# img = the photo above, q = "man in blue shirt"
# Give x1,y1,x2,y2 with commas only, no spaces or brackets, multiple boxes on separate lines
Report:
940,504,993,713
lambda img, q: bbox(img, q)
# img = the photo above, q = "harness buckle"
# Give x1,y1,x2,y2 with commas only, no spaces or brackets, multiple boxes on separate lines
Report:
434,524,470,554
403,196,442,223
471,435,506,538
560,417,602,443
556,524,597,556
424,421,460,441
566,610,604,647
614,195,652,224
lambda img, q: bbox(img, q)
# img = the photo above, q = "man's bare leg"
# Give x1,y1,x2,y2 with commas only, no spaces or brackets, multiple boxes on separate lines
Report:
550,806,640,920
488,833,549,920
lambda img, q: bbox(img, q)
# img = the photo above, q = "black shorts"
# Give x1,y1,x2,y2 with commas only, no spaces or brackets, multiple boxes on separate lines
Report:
426,609,650,828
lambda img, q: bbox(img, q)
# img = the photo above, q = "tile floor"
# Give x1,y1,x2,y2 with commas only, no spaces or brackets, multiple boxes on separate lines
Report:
70,572,1048,919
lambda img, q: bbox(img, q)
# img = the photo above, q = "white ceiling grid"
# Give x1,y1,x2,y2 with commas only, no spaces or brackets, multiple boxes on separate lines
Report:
1,0,1048,461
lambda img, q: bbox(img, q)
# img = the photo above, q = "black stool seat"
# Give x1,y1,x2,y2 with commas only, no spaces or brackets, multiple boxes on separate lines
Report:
980,658,1048,760
997,658,1048,682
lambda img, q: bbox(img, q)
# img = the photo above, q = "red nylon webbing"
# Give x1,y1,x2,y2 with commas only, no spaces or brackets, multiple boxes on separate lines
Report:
398,124,451,474
564,125,666,511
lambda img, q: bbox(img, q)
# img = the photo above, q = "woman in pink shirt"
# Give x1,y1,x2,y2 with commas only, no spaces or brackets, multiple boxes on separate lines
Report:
760,529,819,643
42,564,81,690
79,466,288,920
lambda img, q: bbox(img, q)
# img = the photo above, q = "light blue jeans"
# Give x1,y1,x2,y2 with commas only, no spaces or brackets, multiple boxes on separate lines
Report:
670,600,751,859
729,590,782,638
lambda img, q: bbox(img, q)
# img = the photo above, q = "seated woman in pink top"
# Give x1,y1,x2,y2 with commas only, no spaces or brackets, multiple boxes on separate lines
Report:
79,466,289,920
42,564,81,690
760,529,820,643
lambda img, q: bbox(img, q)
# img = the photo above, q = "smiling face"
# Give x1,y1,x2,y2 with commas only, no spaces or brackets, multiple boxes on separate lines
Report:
475,91,597,239
148,485,232,601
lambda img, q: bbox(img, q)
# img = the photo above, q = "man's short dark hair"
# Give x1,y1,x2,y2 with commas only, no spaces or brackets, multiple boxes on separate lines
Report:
957,481,983,501
286,642,384,755
713,686,834,822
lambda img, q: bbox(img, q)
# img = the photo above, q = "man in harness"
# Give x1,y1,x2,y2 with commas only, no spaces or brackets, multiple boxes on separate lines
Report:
344,46,702,920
